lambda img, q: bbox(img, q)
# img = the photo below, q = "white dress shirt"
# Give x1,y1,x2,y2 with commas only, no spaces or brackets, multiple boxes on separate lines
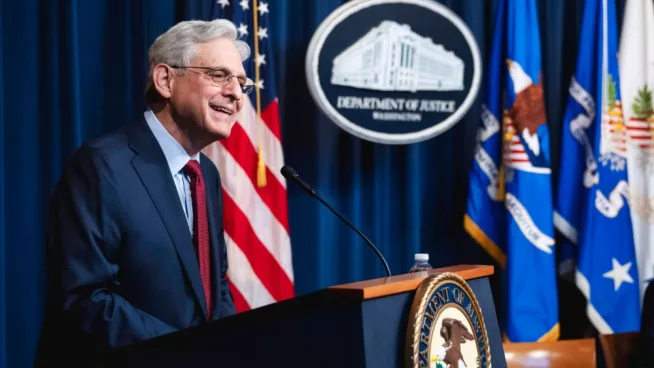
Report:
144,109,199,235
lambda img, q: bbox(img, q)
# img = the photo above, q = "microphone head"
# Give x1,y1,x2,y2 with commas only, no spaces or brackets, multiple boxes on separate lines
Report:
281,165,316,196
280,165,298,179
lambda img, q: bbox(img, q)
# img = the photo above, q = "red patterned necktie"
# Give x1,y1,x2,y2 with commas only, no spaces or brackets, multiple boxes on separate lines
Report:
183,160,212,317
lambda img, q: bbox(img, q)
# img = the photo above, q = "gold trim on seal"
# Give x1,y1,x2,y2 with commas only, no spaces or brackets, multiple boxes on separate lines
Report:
405,272,491,368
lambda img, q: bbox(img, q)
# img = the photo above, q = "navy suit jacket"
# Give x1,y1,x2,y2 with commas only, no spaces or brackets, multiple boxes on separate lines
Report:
35,118,236,366
640,280,654,366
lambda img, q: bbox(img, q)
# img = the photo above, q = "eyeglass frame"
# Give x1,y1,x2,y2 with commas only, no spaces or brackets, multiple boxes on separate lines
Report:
168,65,255,95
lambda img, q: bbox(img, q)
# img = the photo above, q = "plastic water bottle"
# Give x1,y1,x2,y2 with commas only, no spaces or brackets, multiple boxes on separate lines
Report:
409,253,432,273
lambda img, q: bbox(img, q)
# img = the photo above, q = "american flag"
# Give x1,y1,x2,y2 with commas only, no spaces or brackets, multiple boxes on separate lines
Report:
202,0,294,312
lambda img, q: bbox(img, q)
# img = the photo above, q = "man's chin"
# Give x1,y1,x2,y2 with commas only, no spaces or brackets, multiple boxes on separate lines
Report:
207,120,235,140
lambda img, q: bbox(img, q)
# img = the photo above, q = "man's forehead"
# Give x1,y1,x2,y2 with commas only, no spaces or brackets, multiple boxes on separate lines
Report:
195,40,242,59
194,44,245,74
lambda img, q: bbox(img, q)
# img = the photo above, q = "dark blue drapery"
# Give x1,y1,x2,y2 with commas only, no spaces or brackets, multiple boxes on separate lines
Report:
0,0,627,366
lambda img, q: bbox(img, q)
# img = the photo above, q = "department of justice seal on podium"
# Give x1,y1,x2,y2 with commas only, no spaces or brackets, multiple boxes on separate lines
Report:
406,273,491,368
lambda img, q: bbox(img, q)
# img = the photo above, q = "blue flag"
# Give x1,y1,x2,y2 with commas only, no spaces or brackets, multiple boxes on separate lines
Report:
554,0,641,333
465,0,559,342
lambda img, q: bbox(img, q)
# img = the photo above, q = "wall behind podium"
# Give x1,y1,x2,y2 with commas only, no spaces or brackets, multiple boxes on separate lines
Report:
0,0,627,367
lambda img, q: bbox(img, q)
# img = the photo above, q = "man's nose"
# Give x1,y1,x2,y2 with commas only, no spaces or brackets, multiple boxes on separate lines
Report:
222,78,243,100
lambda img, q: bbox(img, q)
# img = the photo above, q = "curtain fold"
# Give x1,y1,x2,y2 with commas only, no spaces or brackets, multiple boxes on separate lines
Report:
0,1,6,365
0,0,627,366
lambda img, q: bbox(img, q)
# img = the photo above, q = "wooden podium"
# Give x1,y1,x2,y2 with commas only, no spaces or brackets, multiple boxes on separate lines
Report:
103,265,506,367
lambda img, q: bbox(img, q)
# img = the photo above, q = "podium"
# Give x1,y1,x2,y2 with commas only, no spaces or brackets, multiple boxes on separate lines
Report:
104,265,507,367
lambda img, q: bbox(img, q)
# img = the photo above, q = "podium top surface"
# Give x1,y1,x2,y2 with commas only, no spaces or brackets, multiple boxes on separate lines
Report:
328,264,493,300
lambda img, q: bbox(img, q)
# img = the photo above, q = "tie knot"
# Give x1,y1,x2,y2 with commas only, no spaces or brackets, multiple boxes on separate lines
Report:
183,160,202,179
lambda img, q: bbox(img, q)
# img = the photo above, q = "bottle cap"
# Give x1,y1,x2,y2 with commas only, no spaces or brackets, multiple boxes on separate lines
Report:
414,253,429,261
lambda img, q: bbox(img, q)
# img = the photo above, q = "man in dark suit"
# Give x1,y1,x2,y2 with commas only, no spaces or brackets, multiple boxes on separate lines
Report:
35,18,255,366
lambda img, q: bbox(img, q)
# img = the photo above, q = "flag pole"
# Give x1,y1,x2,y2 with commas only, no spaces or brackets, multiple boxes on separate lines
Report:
252,0,266,187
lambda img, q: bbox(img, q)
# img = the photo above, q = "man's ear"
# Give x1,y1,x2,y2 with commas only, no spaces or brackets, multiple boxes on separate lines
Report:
152,64,175,99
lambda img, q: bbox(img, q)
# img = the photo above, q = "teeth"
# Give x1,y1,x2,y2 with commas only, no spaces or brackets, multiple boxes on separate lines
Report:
211,105,232,115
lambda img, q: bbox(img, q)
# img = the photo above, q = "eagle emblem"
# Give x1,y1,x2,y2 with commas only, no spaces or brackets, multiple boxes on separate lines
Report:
406,273,491,368
507,59,546,155
502,60,550,173
625,83,654,151
599,74,628,171
432,318,475,368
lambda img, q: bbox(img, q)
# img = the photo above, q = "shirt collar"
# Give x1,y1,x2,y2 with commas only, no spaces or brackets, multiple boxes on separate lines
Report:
144,109,200,176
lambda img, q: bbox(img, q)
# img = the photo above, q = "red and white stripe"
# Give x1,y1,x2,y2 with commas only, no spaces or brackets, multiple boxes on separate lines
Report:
600,101,628,154
626,117,654,150
502,112,532,171
203,96,294,312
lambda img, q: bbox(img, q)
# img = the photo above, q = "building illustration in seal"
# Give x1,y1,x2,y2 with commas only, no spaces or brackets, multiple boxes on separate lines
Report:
330,20,465,92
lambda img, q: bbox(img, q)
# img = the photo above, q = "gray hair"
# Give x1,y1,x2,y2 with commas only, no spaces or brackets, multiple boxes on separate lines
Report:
145,19,251,103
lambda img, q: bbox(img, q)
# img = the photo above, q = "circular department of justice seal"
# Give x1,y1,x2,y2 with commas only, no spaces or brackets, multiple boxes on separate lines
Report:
406,273,491,368
305,0,482,145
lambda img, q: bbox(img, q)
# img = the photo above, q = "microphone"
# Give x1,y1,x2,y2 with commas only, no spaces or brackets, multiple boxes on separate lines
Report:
281,165,392,277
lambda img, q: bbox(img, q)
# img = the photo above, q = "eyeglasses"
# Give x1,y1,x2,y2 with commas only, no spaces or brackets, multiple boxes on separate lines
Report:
169,66,255,95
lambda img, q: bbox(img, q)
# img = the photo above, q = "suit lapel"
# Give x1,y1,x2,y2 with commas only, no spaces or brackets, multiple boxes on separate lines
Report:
201,158,223,318
128,120,209,319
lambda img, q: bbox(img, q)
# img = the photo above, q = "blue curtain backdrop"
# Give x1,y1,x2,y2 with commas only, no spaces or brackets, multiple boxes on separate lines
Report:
0,0,627,366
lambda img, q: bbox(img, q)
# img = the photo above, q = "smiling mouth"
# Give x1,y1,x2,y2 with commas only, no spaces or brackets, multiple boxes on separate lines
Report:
210,104,234,116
